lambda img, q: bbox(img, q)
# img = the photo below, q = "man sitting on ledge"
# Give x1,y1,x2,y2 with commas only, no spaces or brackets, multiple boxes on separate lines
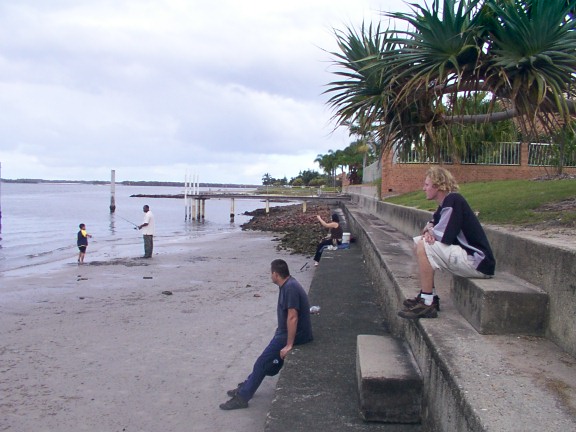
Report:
399,167,496,320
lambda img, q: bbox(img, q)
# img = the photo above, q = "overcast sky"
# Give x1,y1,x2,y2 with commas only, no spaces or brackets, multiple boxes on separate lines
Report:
0,0,410,184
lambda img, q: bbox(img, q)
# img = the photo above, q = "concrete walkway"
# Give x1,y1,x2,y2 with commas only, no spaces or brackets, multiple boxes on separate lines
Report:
265,245,420,432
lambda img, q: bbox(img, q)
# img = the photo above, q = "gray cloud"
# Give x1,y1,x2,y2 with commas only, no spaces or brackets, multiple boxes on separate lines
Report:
0,0,407,183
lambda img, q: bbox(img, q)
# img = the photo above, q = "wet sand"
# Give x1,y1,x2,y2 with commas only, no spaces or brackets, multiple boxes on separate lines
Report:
0,230,315,432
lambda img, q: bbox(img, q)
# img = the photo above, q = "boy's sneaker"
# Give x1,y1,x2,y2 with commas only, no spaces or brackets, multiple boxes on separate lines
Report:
219,395,248,410
403,293,440,311
398,299,438,320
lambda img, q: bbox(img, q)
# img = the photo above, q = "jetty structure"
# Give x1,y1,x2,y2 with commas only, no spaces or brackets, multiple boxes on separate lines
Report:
131,188,350,222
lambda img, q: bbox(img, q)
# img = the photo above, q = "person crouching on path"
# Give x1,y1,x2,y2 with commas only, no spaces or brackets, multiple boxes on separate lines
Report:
137,205,155,258
220,259,313,410
398,166,496,320
77,223,92,264
313,213,343,266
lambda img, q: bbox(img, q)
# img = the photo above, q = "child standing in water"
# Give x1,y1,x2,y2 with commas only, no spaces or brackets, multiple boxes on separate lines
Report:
77,223,92,264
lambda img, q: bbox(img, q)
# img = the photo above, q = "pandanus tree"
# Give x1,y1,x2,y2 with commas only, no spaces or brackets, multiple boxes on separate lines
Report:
325,0,576,162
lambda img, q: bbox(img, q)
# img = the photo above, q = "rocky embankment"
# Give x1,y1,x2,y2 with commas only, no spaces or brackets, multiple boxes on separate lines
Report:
241,203,337,256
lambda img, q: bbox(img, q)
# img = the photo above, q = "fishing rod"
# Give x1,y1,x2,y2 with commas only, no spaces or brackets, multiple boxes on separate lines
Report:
117,215,139,229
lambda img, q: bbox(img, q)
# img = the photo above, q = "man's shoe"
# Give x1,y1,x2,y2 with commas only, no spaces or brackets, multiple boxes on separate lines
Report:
403,293,440,311
398,299,438,320
227,383,243,397
219,395,248,410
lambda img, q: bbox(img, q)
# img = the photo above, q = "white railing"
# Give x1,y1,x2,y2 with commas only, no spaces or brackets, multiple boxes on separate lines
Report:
528,143,576,167
461,142,520,165
395,146,453,164
394,141,576,167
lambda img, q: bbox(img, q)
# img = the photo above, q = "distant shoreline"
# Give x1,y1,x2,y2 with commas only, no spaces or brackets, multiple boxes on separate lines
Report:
0,178,259,188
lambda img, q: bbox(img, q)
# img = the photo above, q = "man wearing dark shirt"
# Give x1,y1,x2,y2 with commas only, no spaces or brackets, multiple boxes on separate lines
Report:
399,167,496,320
220,259,313,410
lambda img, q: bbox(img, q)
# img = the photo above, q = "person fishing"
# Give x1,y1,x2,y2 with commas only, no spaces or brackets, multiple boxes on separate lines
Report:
137,205,155,258
313,213,343,266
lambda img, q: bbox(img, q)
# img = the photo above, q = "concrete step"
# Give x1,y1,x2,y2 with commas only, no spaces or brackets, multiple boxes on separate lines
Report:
357,335,422,423
452,272,548,335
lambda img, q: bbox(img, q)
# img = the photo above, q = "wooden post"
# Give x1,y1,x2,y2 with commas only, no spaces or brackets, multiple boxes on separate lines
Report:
184,173,188,220
266,199,270,215
201,198,206,220
302,201,307,213
230,198,235,222
110,170,116,213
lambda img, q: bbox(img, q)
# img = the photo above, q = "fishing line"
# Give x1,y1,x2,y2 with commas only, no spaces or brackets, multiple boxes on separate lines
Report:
116,214,139,228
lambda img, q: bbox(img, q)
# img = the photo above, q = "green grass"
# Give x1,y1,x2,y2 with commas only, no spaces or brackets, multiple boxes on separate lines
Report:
384,178,576,227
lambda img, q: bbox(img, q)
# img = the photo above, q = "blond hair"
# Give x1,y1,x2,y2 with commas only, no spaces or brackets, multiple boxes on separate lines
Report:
426,166,459,192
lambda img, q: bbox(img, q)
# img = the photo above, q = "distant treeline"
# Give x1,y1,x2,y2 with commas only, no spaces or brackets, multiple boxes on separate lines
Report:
0,178,259,188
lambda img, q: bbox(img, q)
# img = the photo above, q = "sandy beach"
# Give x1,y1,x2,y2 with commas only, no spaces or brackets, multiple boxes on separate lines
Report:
0,230,315,432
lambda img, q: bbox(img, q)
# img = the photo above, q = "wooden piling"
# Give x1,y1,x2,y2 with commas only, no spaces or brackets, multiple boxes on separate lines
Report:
184,174,188,220
230,198,235,222
110,170,116,213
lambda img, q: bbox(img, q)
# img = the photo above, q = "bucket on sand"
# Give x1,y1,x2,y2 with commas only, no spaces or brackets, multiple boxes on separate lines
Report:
342,232,351,244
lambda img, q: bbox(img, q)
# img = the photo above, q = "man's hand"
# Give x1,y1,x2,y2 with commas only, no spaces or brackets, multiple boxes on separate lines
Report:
282,308,298,359
280,345,293,359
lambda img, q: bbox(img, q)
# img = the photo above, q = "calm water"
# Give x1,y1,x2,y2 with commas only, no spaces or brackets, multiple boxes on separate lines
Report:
0,183,274,275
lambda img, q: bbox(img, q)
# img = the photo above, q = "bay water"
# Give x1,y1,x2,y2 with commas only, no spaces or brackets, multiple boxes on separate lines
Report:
0,182,274,276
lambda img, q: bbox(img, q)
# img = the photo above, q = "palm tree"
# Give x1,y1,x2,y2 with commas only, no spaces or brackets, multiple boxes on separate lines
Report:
325,0,576,159
315,151,339,186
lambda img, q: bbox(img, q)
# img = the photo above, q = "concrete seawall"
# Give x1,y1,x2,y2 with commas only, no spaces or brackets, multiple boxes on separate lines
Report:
349,194,576,357
341,194,576,431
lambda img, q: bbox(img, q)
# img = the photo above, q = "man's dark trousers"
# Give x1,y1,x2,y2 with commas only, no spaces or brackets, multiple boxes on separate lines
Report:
237,334,285,401
143,235,153,258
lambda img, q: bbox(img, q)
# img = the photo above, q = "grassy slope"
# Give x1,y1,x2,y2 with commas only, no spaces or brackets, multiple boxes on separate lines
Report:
384,178,576,227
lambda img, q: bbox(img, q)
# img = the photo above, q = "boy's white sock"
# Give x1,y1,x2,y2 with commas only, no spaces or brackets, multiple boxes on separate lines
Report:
421,293,434,306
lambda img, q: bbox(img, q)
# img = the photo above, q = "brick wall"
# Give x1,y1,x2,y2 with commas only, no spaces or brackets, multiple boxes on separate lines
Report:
381,143,576,196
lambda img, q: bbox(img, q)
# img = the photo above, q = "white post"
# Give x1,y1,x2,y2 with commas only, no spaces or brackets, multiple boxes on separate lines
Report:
184,172,189,220
191,173,196,221
110,170,116,213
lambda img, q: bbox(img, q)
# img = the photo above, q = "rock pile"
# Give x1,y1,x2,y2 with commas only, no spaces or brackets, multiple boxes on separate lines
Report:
241,203,337,256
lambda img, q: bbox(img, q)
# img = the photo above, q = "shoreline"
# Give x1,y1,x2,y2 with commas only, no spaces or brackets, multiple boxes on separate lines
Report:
0,229,316,431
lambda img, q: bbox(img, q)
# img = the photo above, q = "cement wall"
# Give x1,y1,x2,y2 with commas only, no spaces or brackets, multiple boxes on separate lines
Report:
349,193,576,357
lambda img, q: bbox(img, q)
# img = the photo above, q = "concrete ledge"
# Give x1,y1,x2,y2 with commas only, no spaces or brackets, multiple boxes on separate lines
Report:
357,335,422,423
452,273,549,335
